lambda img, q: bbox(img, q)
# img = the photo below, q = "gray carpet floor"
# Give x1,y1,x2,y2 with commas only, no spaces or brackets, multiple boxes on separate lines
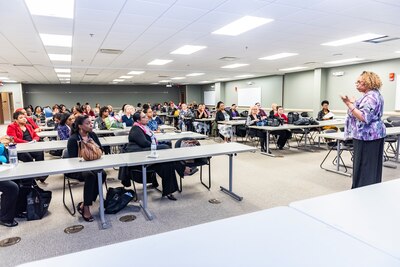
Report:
0,136,398,267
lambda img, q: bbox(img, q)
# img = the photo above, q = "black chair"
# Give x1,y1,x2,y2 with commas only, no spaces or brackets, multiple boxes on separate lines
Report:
62,149,108,216
320,138,354,173
130,167,159,202
384,122,397,159
175,137,211,192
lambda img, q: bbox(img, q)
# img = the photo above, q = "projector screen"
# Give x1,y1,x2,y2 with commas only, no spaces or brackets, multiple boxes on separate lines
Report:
204,90,215,106
238,87,261,107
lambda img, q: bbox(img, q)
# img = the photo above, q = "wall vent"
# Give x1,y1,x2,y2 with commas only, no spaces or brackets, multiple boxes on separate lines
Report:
219,56,238,61
99,49,123,54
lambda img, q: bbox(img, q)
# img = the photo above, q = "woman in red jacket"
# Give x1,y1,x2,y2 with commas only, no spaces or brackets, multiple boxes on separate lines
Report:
274,106,292,149
15,108,41,133
7,110,47,182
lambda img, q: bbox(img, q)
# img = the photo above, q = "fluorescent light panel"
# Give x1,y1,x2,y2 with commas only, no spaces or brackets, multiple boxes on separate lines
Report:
321,33,386,46
127,71,144,75
395,51,400,53
186,73,204,77
159,80,171,83
171,77,185,80
147,59,172,65
221,63,248,69
48,54,71,61
199,81,212,83
212,16,273,36
3,80,17,83
0,77,9,80
54,68,70,73
324,58,365,64
57,74,70,78
235,74,255,78
170,45,206,55
279,66,308,71
113,79,124,82
25,0,74,19
119,76,133,79
259,53,298,60
40,33,72,47
215,78,230,81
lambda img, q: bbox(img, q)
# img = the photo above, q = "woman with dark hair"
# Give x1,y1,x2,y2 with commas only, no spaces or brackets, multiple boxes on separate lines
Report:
57,113,75,140
123,111,179,200
72,105,84,118
215,101,233,142
33,106,45,125
67,115,107,222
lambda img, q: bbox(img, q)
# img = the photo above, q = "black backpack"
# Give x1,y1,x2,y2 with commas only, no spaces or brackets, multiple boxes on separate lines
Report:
287,112,299,124
104,187,135,214
293,117,310,126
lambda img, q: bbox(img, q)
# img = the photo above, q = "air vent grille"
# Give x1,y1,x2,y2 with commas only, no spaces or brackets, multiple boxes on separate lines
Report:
364,36,400,44
219,56,238,61
99,49,123,54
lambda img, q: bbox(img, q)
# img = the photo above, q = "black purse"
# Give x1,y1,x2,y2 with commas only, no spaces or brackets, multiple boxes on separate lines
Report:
104,187,135,214
26,185,52,221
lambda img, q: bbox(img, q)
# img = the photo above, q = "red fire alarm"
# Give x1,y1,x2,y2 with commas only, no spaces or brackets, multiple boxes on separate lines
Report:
389,73,395,81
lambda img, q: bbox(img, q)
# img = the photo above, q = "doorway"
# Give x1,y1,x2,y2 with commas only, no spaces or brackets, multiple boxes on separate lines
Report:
0,92,14,124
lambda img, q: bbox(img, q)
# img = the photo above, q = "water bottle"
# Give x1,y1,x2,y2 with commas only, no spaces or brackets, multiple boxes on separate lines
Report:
93,121,98,130
150,135,158,157
182,122,186,132
8,143,18,167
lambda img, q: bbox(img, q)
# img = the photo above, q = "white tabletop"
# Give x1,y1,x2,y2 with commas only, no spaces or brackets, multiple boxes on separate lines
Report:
18,207,400,267
37,130,58,138
217,120,246,125
318,126,400,140
290,179,400,260
39,126,55,131
194,118,215,122
250,119,345,132
122,142,255,166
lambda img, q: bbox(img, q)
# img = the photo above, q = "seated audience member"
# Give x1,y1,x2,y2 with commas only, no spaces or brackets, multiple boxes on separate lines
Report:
15,108,41,132
215,101,233,142
194,103,210,134
0,181,19,227
167,101,178,127
274,106,292,149
152,109,164,126
59,104,69,113
269,103,278,118
161,102,168,112
229,104,240,118
7,111,48,182
25,107,33,117
136,103,142,111
118,104,128,119
178,103,194,131
121,112,179,200
83,104,95,120
93,103,101,116
121,105,135,127
53,113,62,130
246,105,267,152
145,107,160,132
94,106,122,130
317,100,334,121
57,113,75,140
33,106,46,125
67,115,106,222
255,102,267,117
72,105,84,118
52,104,60,115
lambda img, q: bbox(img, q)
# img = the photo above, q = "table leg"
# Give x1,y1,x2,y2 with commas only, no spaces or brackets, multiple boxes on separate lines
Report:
140,165,153,220
336,139,340,172
97,171,110,229
261,130,276,157
220,154,243,201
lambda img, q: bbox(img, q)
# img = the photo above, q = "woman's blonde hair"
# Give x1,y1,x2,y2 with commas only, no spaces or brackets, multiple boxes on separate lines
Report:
360,71,382,90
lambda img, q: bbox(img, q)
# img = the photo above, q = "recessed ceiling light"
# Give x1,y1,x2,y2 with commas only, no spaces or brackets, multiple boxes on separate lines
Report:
171,77,185,80
0,77,9,80
109,81,118,84
54,68,71,73
221,63,248,69
395,51,400,53
147,59,173,65
40,33,72,47
59,78,70,80
57,74,71,78
235,74,255,78
212,16,273,36
324,58,365,64
215,78,230,81
113,79,124,82
170,45,207,55
321,33,386,46
159,80,171,83
279,66,308,71
48,54,71,62
150,82,159,85
186,73,205,77
199,81,213,83
25,0,74,19
259,53,298,60
3,80,17,83
119,76,133,79
128,70,144,75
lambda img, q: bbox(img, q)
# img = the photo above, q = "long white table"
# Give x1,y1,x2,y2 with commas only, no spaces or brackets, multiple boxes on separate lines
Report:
318,126,400,176
250,119,345,157
290,179,400,260
3,143,255,225
17,207,400,267
37,127,132,138
16,132,207,153
121,142,256,220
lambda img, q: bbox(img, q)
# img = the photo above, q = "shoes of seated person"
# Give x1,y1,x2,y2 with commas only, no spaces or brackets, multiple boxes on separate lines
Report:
0,220,18,227
16,212,27,219
184,167,199,176
166,194,177,201
278,146,284,150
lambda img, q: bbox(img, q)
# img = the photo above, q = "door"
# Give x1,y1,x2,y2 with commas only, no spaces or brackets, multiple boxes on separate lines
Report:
1,92,13,124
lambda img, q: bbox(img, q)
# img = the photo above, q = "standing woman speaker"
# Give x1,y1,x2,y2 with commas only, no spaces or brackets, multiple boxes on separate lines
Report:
340,71,386,189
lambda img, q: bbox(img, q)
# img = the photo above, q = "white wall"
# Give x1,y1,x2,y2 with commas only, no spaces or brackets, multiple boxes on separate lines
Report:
0,83,23,109
283,71,314,110
185,85,202,104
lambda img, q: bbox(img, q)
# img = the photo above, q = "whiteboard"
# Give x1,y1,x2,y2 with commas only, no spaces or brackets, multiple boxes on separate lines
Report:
238,87,261,107
204,91,215,105
396,74,400,111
